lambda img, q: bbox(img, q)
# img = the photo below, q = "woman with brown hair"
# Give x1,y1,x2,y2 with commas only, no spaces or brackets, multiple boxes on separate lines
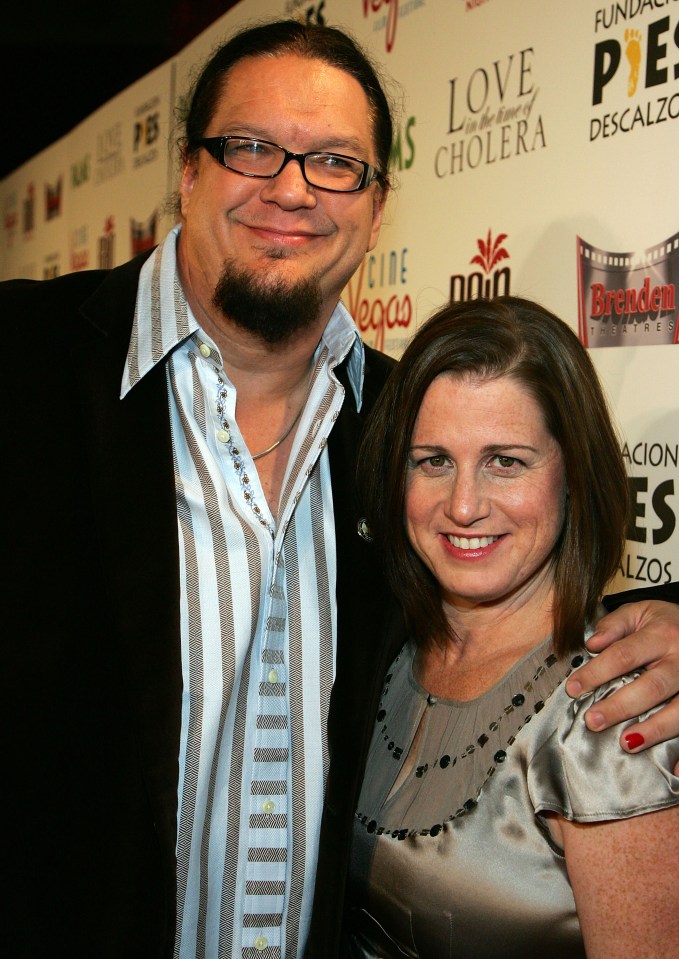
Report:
344,296,678,958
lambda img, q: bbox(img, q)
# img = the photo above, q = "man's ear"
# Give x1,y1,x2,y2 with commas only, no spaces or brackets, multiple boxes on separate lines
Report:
368,183,389,251
179,154,200,217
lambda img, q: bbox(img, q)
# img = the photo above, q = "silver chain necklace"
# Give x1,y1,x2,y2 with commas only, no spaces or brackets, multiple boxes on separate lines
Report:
252,403,304,460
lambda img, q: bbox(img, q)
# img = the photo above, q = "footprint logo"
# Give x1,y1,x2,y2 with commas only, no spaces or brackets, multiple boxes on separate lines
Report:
625,29,642,96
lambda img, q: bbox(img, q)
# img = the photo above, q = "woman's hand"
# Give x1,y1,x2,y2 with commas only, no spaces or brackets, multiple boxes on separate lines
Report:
565,599,679,774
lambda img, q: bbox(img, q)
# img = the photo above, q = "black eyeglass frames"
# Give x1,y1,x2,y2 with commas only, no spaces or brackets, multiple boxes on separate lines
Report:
193,136,383,193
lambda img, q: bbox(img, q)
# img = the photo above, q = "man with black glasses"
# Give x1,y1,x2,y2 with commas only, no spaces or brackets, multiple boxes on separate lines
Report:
4,18,678,959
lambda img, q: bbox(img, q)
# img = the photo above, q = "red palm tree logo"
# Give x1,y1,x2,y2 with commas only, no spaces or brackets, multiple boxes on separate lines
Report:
470,230,509,273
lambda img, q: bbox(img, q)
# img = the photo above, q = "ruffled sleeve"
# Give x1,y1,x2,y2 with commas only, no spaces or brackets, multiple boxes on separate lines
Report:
526,675,679,822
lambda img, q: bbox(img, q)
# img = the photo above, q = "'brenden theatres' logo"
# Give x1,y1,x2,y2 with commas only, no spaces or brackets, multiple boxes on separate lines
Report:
576,232,678,347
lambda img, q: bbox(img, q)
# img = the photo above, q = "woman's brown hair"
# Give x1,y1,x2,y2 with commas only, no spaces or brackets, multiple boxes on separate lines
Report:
357,296,629,656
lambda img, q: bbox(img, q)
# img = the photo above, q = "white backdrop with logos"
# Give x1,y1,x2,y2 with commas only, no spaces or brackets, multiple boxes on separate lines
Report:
1,0,677,589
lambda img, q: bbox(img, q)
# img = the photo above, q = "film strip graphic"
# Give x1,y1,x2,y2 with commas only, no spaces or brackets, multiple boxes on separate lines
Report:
577,231,679,347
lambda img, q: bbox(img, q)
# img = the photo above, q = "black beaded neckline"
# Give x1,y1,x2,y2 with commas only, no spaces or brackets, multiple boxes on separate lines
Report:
356,637,586,839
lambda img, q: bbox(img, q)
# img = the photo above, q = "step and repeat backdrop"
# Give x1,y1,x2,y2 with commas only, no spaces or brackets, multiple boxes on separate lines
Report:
1,0,677,588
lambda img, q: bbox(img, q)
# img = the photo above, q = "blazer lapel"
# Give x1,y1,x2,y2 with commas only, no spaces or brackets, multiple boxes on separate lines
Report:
73,256,182,863
328,348,403,782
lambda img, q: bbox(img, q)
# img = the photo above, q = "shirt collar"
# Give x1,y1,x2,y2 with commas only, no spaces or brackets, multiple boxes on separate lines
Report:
121,222,365,411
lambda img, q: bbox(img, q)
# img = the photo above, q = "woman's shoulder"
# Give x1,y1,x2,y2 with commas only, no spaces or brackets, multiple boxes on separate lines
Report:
526,664,679,822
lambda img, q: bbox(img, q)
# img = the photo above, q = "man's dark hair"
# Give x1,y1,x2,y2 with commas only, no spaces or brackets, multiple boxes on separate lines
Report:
179,19,393,181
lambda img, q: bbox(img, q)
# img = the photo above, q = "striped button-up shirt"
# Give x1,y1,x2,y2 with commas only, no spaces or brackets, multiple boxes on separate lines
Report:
122,225,366,959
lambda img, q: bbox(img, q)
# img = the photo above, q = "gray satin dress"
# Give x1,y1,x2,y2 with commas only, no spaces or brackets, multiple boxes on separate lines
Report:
345,634,679,958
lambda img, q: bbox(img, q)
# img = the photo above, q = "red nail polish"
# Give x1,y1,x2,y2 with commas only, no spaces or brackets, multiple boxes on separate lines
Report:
624,732,645,751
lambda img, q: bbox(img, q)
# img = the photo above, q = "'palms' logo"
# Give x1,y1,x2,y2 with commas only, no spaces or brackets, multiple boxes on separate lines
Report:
470,230,510,273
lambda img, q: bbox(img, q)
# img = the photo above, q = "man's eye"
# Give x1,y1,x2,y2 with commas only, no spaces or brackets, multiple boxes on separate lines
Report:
314,154,353,171
229,140,268,157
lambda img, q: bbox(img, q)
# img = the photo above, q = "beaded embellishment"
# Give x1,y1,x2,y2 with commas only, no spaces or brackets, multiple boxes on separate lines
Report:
215,375,273,534
356,644,585,839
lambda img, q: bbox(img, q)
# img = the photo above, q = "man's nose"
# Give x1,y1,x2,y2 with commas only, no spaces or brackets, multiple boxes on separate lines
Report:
259,155,316,206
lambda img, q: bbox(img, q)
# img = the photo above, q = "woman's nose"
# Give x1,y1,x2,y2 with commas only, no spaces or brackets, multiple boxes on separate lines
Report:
443,473,489,525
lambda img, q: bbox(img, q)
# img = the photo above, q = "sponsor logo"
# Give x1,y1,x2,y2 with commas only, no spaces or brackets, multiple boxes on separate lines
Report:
390,115,417,172
577,232,678,346
590,4,679,140
361,0,426,54
437,47,545,176
45,177,62,220
130,211,158,256
95,123,125,185
43,251,60,279
621,437,676,586
98,216,116,269
450,230,511,301
22,183,35,236
345,246,413,355
71,155,90,188
70,224,90,273
284,0,326,24
3,191,18,245
133,97,161,169
70,224,89,272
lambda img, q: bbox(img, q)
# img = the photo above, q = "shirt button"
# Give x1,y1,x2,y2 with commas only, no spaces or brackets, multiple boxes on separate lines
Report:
254,936,268,951
199,342,211,358
217,428,231,444
267,669,279,683
262,800,275,814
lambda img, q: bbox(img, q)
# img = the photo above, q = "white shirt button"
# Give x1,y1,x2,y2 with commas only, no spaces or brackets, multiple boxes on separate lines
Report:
217,429,231,444
254,936,268,951
199,342,211,358
267,669,279,683
262,800,275,814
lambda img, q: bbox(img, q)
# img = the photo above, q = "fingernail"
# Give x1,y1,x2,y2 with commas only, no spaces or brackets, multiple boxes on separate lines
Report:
568,678,582,695
587,709,605,730
624,732,645,751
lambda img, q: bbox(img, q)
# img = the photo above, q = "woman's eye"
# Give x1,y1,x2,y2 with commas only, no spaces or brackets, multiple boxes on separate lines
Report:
490,454,524,472
412,454,449,472
408,453,448,472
